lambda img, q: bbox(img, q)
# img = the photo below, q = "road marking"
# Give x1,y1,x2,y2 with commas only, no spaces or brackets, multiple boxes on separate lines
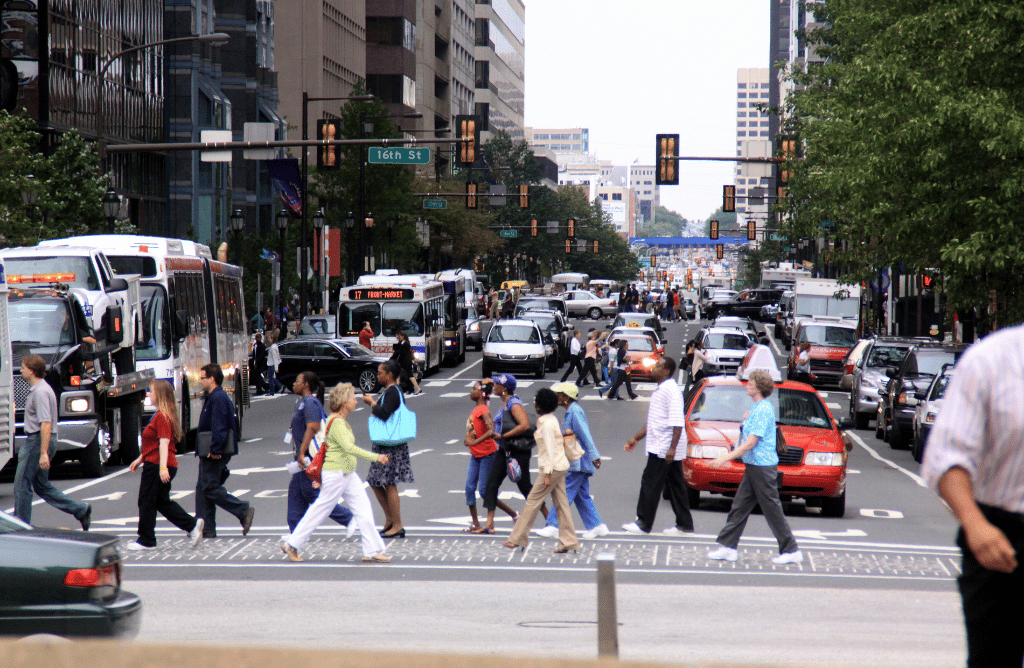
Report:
444,452,471,456
409,449,433,457
227,466,289,476
793,528,868,540
83,491,128,502
253,489,288,498
90,516,141,526
439,392,466,398
243,438,263,443
445,439,460,444
861,508,905,519
846,432,927,488
443,358,482,380
398,489,420,498
826,402,841,409
425,380,451,387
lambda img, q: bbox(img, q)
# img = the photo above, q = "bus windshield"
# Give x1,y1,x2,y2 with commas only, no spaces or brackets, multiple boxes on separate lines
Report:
382,302,424,337
137,285,172,361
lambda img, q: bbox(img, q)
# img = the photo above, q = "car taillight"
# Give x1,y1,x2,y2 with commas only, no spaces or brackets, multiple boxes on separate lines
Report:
845,363,854,374
610,300,616,306
64,563,118,588
897,391,908,405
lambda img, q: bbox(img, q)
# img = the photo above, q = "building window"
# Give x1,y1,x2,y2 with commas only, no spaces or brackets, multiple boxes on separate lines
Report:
367,17,415,50
475,60,489,88
612,193,622,200
599,193,608,200
760,131,769,137
737,102,746,108
737,92,747,98
737,121,747,127
475,18,489,46
738,83,747,89
737,131,746,137
475,102,490,131
366,74,417,107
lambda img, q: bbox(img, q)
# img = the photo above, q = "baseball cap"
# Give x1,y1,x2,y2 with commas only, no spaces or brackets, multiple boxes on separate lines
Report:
551,382,579,400
490,373,517,393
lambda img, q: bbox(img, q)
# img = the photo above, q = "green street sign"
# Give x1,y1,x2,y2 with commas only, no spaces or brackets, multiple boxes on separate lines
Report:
368,147,431,164
769,233,788,241
423,198,447,210
499,229,518,238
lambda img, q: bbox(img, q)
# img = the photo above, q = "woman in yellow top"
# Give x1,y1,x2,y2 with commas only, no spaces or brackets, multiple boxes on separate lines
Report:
281,383,391,563
504,388,579,553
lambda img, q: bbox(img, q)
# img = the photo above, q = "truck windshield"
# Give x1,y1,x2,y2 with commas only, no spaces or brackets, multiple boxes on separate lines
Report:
4,257,101,291
9,300,76,351
137,285,172,361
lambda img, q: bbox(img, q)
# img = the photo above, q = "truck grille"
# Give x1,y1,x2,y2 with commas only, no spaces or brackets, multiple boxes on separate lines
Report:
812,359,844,373
13,375,29,409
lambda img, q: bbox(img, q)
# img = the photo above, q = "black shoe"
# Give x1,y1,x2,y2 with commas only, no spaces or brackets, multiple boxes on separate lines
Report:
203,533,218,539
630,394,639,400
79,504,92,531
241,506,255,536
381,528,406,539
615,396,625,401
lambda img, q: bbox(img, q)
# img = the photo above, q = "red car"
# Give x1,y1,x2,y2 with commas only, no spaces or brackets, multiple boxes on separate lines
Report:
609,334,661,381
682,372,853,517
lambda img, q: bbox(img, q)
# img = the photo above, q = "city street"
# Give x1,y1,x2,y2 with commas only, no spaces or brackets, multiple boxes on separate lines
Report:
0,316,966,666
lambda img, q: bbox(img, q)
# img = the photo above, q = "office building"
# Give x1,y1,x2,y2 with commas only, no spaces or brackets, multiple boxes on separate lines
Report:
474,0,525,141
735,68,771,235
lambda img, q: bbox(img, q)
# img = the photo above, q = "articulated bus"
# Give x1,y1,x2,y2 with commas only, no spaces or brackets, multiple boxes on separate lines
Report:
38,235,250,444
337,278,445,374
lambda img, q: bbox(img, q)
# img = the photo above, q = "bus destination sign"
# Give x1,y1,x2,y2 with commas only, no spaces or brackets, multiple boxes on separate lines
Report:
349,288,414,301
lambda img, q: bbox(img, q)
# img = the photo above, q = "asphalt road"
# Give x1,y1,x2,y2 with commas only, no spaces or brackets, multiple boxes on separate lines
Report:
0,315,968,666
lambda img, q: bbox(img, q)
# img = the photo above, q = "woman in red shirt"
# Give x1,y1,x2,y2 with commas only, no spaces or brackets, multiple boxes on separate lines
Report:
463,381,517,532
126,380,205,550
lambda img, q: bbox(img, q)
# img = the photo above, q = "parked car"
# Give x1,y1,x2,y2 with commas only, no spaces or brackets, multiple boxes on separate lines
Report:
705,288,785,320
514,297,568,319
297,315,336,338
465,305,485,351
607,333,661,381
683,296,698,320
608,311,666,333
695,327,754,377
0,511,142,638
878,342,965,449
275,338,389,393
561,289,619,319
683,372,853,517
913,364,955,463
760,302,781,323
844,337,920,429
519,309,571,370
481,319,547,378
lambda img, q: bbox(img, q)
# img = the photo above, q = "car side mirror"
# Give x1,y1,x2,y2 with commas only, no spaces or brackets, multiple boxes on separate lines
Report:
877,388,887,397
885,368,896,378
914,389,927,400
838,418,854,430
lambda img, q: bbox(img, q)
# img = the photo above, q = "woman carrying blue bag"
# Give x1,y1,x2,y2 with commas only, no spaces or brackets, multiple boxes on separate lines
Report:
363,360,416,538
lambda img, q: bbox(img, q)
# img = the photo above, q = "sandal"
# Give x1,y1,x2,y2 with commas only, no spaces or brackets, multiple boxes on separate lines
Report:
470,525,495,534
362,553,392,563
503,540,524,550
462,525,482,533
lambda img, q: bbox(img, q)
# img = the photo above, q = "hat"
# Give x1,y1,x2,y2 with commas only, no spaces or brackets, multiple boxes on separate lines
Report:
551,382,579,400
490,373,517,393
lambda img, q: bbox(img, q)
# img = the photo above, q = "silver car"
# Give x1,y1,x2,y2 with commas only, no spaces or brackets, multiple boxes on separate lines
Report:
465,306,485,351
912,365,954,463
481,319,547,379
847,337,919,429
561,289,619,319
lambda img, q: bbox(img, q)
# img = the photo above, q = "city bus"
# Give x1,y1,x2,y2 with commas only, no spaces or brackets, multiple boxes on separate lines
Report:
38,235,250,444
337,278,445,374
435,269,474,365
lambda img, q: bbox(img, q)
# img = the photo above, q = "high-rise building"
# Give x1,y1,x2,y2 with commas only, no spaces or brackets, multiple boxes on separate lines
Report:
628,165,659,228
525,127,589,155
474,0,525,142
735,68,771,235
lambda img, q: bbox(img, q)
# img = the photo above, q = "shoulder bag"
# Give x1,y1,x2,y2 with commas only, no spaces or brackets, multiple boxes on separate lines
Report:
305,417,340,484
368,388,417,446
563,433,584,462
305,402,328,462
500,400,536,452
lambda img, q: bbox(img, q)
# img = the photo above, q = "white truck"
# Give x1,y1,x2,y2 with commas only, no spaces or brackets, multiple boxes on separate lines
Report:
760,262,812,290
0,260,15,471
783,277,862,350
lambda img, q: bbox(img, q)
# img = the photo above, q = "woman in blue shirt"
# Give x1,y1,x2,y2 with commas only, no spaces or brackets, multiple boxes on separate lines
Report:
706,370,802,565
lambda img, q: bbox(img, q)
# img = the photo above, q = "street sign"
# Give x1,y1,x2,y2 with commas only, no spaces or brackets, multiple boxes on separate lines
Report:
200,130,232,162
368,147,431,164
499,229,518,238
423,199,447,210
639,257,651,267
769,233,788,241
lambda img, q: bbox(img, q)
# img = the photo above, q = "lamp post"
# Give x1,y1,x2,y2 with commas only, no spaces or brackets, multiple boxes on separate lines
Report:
344,211,356,284
364,211,375,273
97,33,229,173
312,207,326,312
275,209,289,325
102,189,121,232
229,208,245,265
386,216,397,269
21,174,38,208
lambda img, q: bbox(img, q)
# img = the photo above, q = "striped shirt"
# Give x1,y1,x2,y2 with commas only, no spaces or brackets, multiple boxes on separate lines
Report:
646,377,687,461
921,325,1024,513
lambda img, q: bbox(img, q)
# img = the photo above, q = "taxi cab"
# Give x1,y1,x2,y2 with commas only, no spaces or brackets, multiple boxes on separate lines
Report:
607,332,661,381
683,345,854,517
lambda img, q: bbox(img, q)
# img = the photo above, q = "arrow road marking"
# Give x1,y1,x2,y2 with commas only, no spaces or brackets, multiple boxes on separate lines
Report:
226,466,289,475
83,492,128,502
793,529,868,541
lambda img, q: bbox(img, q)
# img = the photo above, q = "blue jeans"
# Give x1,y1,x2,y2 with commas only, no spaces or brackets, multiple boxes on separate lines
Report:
14,432,89,525
287,471,352,532
465,451,496,506
268,368,285,394
544,471,603,530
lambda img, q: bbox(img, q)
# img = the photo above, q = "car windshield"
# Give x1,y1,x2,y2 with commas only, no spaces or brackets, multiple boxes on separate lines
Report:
525,316,558,334
615,315,656,328
136,285,172,361
616,337,655,352
867,345,909,368
917,352,958,376
689,384,833,429
930,373,952,400
10,300,77,351
337,341,375,357
4,256,102,290
519,299,552,311
802,326,857,347
705,332,750,350
490,324,539,343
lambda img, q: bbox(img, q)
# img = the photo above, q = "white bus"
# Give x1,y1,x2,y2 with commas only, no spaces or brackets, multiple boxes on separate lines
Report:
38,235,250,445
337,278,445,374
551,272,589,292
0,260,14,470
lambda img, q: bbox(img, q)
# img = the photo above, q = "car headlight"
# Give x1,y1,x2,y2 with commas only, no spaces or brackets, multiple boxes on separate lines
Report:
687,444,729,459
483,351,497,358
65,397,91,413
414,352,425,361
529,353,545,359
804,451,844,466
925,412,938,423
861,376,881,389
641,357,657,368
469,322,480,332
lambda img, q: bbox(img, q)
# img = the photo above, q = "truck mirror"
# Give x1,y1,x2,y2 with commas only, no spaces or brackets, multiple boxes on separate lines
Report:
107,277,129,293
106,305,124,344
460,308,469,320
175,310,190,339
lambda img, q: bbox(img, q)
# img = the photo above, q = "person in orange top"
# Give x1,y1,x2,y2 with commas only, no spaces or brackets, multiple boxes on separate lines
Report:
359,321,374,349
463,380,515,532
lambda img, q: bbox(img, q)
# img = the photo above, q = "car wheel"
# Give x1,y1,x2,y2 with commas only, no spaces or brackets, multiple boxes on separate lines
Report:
588,307,602,320
854,411,869,430
821,490,846,518
774,323,782,339
889,422,907,449
687,486,700,509
114,399,142,465
481,363,491,377
874,409,885,439
534,363,545,379
358,368,379,393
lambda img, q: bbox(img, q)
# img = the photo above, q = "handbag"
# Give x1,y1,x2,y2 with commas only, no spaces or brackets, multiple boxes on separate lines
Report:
305,417,339,484
500,401,536,451
306,404,328,461
507,457,522,483
368,388,417,446
563,433,584,462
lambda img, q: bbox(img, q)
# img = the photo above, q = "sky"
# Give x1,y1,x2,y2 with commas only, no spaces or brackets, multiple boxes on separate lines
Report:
524,0,772,223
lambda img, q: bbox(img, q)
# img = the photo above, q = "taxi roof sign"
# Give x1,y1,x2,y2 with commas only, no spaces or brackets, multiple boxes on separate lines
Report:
737,344,782,382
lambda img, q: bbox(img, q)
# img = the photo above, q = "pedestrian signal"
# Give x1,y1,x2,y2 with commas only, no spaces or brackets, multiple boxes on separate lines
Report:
456,115,480,166
710,221,719,240
530,219,538,237
519,184,530,208
466,182,478,209
716,244,724,260
747,220,756,241
567,218,575,237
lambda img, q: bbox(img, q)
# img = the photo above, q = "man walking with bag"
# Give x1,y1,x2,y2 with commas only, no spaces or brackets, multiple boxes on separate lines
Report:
195,363,254,538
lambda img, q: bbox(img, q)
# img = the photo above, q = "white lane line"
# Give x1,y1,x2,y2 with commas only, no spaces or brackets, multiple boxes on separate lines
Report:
439,392,466,398
424,380,451,387
827,402,841,410
445,439,460,444
846,432,927,488
442,358,482,380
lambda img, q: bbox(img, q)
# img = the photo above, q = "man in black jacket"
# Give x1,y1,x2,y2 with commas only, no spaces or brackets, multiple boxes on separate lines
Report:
195,363,254,538
252,333,269,395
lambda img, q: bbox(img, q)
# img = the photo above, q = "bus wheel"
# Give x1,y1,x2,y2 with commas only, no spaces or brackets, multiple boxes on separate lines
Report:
81,426,112,478
458,339,466,364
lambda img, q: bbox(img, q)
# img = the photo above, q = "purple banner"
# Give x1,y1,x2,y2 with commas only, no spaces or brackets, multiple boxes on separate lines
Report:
266,158,303,217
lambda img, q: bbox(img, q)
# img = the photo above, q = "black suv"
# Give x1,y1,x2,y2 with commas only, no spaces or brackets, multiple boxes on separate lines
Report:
705,288,784,320
878,343,965,449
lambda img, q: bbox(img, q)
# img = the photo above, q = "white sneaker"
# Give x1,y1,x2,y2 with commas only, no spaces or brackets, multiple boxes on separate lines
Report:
534,525,559,539
621,522,647,534
126,541,156,551
189,519,205,548
707,545,739,561
582,523,610,539
771,550,804,565
662,526,694,535
346,521,358,539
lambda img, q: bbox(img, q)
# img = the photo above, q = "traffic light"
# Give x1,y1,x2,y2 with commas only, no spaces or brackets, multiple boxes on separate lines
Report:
655,133,679,185
567,218,575,237
519,184,530,208
917,274,935,291
530,218,538,237
466,182,478,209
747,220,756,241
564,239,572,254
716,244,724,260
778,135,797,186
592,240,599,253
723,185,736,213
316,120,340,170
455,115,480,166
710,220,719,240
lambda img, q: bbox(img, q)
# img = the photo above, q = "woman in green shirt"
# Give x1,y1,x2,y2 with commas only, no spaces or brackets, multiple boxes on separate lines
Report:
281,383,391,563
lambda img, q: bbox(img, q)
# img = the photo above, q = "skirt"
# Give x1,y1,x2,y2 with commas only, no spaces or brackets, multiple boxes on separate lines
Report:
366,442,415,486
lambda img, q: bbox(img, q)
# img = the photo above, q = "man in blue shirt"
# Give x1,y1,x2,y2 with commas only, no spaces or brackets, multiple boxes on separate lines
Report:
195,363,254,538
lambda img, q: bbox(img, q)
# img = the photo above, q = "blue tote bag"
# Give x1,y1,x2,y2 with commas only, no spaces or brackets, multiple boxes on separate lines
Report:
368,389,417,446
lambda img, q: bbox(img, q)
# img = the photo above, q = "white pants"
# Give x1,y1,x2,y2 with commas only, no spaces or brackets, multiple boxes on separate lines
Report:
285,469,385,556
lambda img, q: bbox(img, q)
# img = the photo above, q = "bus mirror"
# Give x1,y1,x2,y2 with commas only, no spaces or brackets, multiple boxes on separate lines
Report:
175,310,190,339
107,277,129,293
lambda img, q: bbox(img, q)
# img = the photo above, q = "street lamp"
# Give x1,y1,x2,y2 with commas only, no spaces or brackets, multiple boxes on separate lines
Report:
276,209,289,325
102,189,121,232
21,174,38,208
344,211,356,283
230,208,245,264
312,208,326,312
386,216,396,269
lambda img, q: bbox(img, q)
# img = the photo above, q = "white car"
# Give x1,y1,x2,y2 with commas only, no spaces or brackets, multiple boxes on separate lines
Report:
481,319,547,379
912,364,954,463
696,327,754,377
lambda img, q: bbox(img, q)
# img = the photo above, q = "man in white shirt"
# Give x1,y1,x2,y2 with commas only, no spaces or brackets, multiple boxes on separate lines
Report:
922,325,1024,668
560,330,585,385
622,356,694,534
